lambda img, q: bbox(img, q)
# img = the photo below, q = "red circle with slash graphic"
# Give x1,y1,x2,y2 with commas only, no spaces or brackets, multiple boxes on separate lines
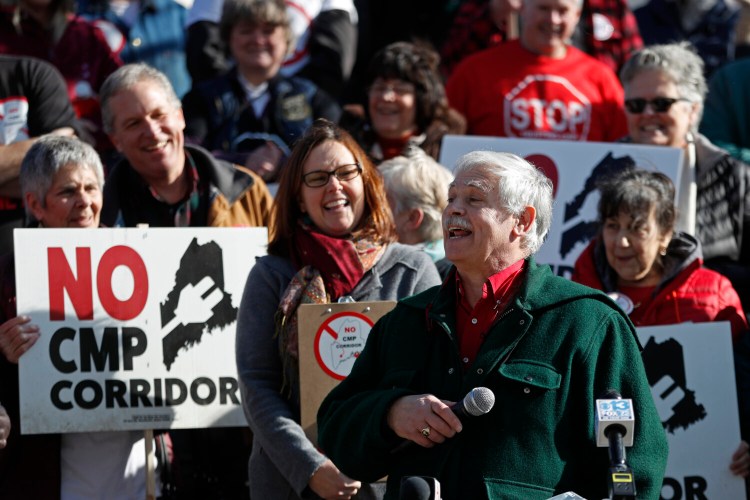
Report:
314,312,374,380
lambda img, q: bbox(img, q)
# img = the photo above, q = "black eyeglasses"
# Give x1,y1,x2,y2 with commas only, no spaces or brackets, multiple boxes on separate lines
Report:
302,163,362,188
624,97,690,114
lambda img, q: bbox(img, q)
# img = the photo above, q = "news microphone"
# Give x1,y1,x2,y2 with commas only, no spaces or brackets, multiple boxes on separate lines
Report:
450,387,495,420
399,476,441,500
595,389,636,499
595,389,634,448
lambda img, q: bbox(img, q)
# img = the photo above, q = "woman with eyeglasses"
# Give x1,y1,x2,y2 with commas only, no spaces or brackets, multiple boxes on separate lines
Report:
235,119,441,500
619,42,750,315
340,41,466,163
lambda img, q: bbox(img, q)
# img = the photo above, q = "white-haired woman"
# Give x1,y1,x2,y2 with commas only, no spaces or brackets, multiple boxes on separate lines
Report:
379,148,454,278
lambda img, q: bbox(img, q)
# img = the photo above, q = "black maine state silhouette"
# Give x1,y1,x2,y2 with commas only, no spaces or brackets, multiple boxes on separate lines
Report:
560,152,636,258
160,238,238,370
642,336,707,433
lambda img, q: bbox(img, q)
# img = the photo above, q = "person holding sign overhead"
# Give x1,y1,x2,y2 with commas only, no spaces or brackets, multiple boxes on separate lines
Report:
571,167,750,477
235,119,440,499
0,136,160,499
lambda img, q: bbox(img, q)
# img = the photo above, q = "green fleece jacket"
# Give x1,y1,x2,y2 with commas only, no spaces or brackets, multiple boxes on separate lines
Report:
318,259,668,500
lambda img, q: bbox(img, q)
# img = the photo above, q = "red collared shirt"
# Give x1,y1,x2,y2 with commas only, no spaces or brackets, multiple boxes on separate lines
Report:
456,259,525,370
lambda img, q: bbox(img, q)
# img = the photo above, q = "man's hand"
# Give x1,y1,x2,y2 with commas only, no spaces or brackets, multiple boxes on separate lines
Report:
244,141,284,182
386,394,463,448
730,440,750,477
308,459,361,499
0,403,9,449
0,315,39,363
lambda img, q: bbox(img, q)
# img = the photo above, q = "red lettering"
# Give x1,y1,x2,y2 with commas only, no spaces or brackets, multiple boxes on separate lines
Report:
97,246,148,321
48,247,93,321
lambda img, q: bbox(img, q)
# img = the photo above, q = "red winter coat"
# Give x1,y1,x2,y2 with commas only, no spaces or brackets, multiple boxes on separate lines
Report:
572,233,748,342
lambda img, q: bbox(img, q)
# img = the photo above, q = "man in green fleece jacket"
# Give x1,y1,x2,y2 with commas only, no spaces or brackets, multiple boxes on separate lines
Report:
318,151,668,499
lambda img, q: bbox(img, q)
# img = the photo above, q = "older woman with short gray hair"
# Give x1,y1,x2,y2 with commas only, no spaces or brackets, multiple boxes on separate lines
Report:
0,135,161,500
620,42,750,314
21,135,105,223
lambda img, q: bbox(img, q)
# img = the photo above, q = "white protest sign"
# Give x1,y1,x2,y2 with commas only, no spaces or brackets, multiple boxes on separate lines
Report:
636,322,744,499
16,227,267,434
439,135,683,276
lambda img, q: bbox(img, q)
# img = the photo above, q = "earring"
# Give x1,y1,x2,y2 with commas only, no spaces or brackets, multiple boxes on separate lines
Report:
659,246,667,256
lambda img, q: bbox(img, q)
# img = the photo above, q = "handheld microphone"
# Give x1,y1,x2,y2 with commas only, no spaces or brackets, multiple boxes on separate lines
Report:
399,476,441,500
595,389,636,499
390,387,495,454
450,387,495,420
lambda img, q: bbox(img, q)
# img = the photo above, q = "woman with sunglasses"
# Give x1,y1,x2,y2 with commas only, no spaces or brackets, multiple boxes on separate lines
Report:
235,119,441,499
620,42,750,315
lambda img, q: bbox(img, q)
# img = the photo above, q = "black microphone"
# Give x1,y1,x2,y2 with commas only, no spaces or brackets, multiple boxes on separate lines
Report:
390,387,495,454
450,387,495,420
399,476,441,499
595,389,636,499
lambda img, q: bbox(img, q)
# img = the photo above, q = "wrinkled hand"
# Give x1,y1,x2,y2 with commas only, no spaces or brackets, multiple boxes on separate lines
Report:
386,394,463,448
244,141,284,182
308,459,361,499
730,440,750,477
0,403,9,449
0,315,39,363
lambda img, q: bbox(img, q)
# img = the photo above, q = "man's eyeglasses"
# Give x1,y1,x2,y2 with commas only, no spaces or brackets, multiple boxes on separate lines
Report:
624,97,690,114
303,163,362,188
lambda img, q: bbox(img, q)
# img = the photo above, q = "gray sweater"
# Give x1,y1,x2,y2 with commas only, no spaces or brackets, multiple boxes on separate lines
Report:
235,243,441,499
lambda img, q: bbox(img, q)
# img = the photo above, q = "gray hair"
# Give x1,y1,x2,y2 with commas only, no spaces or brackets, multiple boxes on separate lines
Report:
21,136,105,217
453,151,553,256
220,0,294,54
620,42,707,124
100,63,181,134
379,149,454,242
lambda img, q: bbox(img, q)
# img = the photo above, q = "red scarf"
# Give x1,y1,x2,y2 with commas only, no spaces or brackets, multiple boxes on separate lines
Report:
275,220,383,394
376,135,412,161
291,224,366,301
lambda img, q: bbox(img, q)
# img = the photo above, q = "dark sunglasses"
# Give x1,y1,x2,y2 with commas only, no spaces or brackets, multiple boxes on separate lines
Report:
624,97,690,114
